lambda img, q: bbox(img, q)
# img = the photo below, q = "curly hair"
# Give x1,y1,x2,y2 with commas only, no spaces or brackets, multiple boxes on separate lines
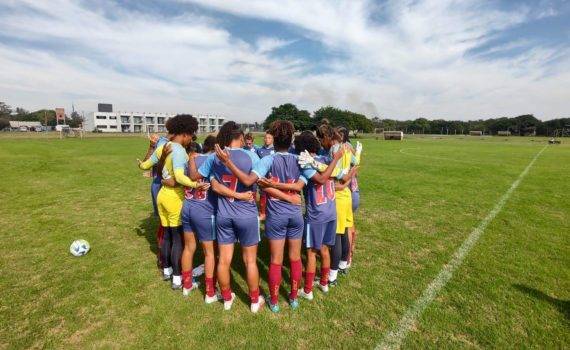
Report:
216,121,243,147
269,120,294,151
166,114,198,135
294,130,321,154
244,132,254,141
202,135,217,153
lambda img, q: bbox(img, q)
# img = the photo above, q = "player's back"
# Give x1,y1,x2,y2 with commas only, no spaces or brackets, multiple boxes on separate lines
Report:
185,154,216,214
303,155,336,223
212,148,259,218
266,152,302,216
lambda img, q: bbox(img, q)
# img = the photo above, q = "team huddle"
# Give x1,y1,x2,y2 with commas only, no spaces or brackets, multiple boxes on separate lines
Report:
138,115,362,313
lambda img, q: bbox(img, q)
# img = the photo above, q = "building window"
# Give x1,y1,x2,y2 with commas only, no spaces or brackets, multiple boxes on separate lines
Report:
121,117,129,123
134,117,142,124
145,117,155,124
157,117,165,124
109,125,117,129
134,125,142,132
96,125,108,129
109,116,117,120
121,125,130,132
158,125,165,132
96,115,107,120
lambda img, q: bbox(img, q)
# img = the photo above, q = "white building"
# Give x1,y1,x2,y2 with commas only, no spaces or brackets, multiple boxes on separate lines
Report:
84,108,225,134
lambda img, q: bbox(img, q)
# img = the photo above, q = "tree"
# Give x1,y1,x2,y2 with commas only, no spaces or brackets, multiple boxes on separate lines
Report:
263,103,314,130
0,117,9,130
0,102,11,118
67,111,83,128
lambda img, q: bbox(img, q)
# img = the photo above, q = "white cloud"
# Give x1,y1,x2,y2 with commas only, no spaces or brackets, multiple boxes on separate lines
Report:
0,0,568,121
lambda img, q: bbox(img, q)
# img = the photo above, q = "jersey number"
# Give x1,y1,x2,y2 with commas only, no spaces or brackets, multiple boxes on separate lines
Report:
315,180,335,205
222,174,238,202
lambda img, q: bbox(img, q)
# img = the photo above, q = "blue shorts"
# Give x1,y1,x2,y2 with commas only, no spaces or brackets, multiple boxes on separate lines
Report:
181,201,216,242
352,191,360,213
265,213,304,241
304,219,336,250
216,216,260,247
151,180,162,216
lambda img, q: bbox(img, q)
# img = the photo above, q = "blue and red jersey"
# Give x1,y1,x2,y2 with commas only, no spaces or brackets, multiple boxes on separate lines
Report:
185,154,216,217
252,152,303,218
256,145,275,158
301,155,336,223
198,148,260,218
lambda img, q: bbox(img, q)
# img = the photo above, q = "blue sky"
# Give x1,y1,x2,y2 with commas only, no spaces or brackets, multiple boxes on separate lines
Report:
0,0,568,121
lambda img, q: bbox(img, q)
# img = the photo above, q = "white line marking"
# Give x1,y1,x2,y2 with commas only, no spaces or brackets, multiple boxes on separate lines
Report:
377,145,548,350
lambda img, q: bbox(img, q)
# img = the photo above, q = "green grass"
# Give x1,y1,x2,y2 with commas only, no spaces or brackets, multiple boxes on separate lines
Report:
0,134,568,349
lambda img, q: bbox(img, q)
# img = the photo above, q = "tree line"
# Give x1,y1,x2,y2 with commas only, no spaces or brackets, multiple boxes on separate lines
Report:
263,103,569,137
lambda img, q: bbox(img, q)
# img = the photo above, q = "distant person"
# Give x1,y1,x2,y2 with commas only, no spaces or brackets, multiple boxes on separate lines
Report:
243,133,258,153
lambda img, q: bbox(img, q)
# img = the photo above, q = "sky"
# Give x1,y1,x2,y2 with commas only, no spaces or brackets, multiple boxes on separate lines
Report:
0,0,569,122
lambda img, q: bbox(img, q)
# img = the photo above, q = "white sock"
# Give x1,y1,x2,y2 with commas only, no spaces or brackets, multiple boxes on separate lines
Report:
172,275,181,285
163,267,172,276
329,269,338,282
339,260,348,269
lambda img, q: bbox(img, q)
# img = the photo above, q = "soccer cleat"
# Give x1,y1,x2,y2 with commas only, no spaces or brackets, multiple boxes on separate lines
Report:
339,268,348,275
289,298,300,310
163,273,172,281
298,289,314,301
268,300,280,313
328,279,337,288
182,280,200,296
250,295,265,314
172,282,182,290
223,293,236,311
204,292,221,304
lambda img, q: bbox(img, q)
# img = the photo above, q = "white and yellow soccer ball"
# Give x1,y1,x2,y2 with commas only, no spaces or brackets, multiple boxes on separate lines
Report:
70,239,90,257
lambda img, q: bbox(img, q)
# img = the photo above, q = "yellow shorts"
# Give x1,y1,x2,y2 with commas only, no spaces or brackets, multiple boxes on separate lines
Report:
157,188,184,227
335,188,353,234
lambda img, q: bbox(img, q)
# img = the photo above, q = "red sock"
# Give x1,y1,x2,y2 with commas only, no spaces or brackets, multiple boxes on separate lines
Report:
268,263,282,305
205,277,215,297
289,260,302,299
304,271,315,293
249,288,260,304
320,267,330,286
182,270,192,289
156,225,164,268
221,288,233,301
157,225,164,245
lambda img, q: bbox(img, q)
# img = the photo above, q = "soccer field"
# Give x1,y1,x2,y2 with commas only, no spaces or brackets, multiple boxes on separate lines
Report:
0,134,568,349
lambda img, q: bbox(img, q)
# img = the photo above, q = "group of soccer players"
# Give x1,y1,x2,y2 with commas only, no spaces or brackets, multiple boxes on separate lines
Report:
138,114,362,313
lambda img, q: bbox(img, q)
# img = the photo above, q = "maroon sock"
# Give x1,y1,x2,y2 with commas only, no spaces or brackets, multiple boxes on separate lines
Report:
268,263,282,305
304,271,315,293
249,288,260,304
221,288,233,301
182,270,192,289
320,267,330,286
289,259,302,299
205,277,215,297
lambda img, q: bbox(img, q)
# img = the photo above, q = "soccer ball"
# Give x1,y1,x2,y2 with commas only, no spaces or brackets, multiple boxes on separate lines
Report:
70,239,90,257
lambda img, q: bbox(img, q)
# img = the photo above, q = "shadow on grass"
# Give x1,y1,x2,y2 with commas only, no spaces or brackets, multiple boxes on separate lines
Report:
513,284,570,321
135,215,302,304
